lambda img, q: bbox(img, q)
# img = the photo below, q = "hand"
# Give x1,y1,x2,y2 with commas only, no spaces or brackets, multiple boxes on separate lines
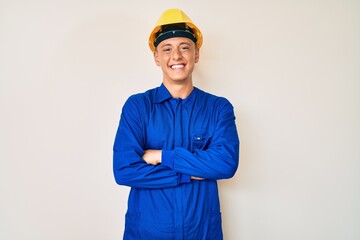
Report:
191,176,204,181
142,150,162,165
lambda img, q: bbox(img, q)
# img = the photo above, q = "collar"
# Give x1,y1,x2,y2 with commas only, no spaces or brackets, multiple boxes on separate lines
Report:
153,83,173,103
153,83,198,104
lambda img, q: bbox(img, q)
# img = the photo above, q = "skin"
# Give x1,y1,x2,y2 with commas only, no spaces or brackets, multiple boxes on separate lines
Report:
154,37,199,99
142,37,203,180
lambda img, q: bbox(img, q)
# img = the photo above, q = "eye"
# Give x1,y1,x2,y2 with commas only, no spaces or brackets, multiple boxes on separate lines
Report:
180,46,190,51
162,48,171,53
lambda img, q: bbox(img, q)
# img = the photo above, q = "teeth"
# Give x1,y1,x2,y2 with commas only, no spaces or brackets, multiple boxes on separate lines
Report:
171,64,184,69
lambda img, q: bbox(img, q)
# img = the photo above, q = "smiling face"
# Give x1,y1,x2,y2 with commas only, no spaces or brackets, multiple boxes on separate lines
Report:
154,37,199,86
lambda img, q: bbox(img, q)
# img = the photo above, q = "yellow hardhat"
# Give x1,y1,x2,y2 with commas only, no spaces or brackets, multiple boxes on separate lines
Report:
148,8,203,52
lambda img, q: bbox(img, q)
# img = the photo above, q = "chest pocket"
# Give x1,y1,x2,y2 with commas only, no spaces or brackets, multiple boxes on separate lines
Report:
191,128,212,151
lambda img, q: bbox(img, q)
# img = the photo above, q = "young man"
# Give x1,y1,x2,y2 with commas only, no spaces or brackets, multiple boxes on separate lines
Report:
113,9,240,240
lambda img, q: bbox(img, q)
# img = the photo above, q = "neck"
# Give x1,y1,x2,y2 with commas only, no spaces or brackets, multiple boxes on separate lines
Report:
163,81,194,99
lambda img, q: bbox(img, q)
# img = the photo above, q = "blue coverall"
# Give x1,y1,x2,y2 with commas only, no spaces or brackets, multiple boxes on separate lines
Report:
113,84,240,239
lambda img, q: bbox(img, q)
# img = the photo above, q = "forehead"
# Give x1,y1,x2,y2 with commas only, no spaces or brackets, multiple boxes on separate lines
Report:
158,37,195,48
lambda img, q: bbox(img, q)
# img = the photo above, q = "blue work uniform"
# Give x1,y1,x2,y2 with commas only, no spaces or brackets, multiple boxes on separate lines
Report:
113,84,240,240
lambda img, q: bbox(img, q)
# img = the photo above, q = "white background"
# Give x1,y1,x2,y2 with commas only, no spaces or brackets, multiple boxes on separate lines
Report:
1,0,359,239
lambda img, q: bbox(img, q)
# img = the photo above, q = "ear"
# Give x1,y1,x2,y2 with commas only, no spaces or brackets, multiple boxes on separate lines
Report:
195,48,200,63
153,50,161,66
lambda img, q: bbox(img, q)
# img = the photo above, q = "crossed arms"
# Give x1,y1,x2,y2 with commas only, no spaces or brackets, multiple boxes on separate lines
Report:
113,96,239,189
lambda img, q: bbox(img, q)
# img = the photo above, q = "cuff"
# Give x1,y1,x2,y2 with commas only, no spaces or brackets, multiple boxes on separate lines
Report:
161,149,175,169
178,174,191,184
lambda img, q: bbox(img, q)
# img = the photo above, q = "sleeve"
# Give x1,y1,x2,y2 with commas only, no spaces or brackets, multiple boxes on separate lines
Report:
161,99,240,180
113,96,191,189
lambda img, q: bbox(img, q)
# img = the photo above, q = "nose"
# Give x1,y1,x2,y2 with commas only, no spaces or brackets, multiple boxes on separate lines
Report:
171,48,182,60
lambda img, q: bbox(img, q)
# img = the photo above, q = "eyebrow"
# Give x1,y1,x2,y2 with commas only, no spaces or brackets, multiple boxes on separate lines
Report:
160,42,192,48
